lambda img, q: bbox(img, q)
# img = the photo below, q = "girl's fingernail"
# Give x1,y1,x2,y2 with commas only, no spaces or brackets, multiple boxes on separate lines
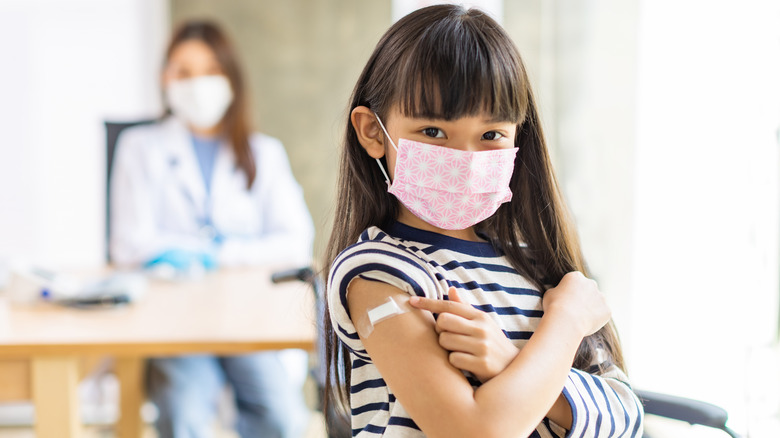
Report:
409,296,420,305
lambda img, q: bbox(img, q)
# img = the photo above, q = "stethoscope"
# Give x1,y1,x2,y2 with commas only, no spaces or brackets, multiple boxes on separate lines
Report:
167,156,225,244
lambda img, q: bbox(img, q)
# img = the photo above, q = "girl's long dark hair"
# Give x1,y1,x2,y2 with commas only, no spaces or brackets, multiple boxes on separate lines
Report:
163,20,256,188
324,4,625,428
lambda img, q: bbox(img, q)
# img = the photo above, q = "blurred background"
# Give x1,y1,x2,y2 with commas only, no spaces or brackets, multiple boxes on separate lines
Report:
0,0,779,436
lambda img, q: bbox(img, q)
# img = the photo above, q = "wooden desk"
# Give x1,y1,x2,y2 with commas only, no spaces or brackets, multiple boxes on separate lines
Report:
0,268,316,438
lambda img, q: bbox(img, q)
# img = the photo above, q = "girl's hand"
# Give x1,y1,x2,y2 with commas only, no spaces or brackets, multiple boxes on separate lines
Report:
542,271,610,338
410,287,520,383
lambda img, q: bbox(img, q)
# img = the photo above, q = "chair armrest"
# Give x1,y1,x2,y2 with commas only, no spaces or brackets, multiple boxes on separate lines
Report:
270,266,315,284
635,389,741,438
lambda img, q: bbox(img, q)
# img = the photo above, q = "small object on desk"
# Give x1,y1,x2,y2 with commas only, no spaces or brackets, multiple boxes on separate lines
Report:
47,293,132,309
78,272,147,302
6,266,50,304
6,266,146,308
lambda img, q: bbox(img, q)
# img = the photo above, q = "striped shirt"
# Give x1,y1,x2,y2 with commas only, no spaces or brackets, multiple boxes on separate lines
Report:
328,222,644,437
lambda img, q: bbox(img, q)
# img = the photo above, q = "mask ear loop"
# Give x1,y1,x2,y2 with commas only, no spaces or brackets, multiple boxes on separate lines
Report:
373,113,398,186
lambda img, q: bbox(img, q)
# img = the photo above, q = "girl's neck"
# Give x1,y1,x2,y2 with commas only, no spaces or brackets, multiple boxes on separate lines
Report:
396,206,485,242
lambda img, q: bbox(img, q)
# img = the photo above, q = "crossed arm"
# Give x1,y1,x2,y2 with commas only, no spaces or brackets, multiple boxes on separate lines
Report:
347,272,611,438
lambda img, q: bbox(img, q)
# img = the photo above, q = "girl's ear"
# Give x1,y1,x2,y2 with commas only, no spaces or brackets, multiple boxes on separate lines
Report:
351,106,386,159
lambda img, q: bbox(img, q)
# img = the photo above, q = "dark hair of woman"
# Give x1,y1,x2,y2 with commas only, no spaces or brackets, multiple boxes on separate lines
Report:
163,20,256,188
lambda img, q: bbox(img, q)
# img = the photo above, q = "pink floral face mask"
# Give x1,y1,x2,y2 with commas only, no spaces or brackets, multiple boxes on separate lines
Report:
374,114,518,230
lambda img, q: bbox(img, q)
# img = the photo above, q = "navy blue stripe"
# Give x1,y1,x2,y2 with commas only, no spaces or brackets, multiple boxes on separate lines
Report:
417,242,497,257
352,358,371,369
592,377,615,436
352,401,389,416
605,380,631,437
629,388,643,437
337,325,360,340
503,330,533,340
350,377,386,394
334,245,432,288
335,326,371,358
575,372,603,435
472,304,543,317
420,246,440,255
367,239,435,267
333,245,430,287
388,393,396,402
440,259,517,273
561,385,579,438
391,239,502,279
356,424,385,435
386,222,498,257
572,372,591,438
331,239,380,279
338,263,426,319
396,243,427,255
335,338,369,360
408,255,516,276
351,350,371,362
360,229,370,242
433,275,540,296
331,243,430,295
387,416,420,430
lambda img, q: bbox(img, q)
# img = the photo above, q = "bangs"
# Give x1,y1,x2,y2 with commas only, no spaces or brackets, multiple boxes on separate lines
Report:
393,9,527,123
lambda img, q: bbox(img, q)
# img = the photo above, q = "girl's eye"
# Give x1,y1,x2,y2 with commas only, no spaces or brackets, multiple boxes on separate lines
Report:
422,127,445,138
482,131,504,141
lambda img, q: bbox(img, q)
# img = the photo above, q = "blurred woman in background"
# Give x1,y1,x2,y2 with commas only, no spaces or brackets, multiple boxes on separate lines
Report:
110,20,313,438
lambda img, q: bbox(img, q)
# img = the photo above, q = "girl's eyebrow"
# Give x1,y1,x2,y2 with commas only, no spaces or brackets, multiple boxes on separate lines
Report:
484,116,517,124
407,116,448,123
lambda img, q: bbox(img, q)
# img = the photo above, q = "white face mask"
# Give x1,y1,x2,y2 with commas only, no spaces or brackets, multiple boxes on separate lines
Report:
166,75,233,129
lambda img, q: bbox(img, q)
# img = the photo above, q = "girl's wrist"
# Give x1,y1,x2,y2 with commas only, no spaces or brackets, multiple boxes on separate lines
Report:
541,303,589,341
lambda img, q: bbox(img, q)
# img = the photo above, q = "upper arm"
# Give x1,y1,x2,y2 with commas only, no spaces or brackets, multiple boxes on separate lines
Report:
346,277,489,438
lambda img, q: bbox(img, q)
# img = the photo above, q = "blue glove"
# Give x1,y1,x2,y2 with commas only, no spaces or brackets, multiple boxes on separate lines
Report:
144,249,217,272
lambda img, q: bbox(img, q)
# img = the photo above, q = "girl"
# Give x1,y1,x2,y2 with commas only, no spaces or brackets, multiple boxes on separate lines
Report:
110,21,312,438
325,5,643,438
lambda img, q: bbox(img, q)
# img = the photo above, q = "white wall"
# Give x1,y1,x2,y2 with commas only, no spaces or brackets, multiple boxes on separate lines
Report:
0,0,168,270
392,0,503,23
631,0,780,433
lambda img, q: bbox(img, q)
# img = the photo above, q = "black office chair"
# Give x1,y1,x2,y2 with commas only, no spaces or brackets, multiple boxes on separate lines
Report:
637,389,741,437
104,119,157,262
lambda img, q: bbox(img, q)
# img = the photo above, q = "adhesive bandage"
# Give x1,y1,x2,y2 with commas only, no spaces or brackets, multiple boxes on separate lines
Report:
356,296,409,338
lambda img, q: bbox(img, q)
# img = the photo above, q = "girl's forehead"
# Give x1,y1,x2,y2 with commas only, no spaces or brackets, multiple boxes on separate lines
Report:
388,106,517,124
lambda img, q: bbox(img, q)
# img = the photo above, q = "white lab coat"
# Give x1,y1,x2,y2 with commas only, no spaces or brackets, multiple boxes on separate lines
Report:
109,116,314,268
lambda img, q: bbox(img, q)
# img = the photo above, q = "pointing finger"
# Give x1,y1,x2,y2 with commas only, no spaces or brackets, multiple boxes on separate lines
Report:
409,295,478,319
448,287,463,303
